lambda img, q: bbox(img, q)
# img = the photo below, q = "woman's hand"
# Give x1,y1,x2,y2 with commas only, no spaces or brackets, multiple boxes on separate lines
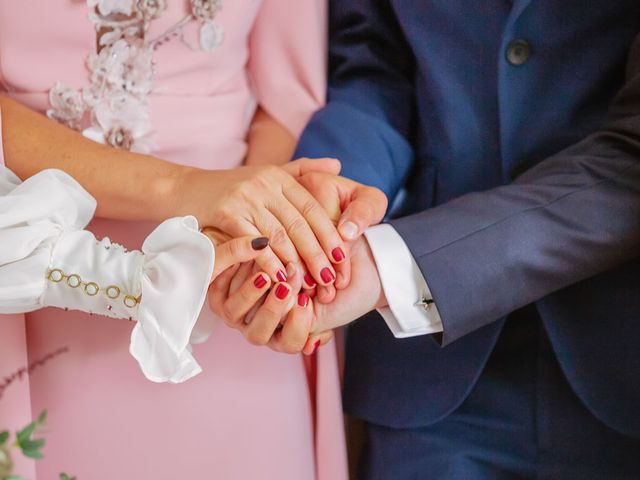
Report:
201,228,271,282
179,158,349,288
209,236,386,354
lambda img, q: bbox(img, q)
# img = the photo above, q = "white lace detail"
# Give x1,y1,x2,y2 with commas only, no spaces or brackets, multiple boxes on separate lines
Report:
47,0,224,154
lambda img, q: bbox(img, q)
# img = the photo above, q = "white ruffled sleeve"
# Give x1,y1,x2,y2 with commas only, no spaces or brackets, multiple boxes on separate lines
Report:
0,166,214,384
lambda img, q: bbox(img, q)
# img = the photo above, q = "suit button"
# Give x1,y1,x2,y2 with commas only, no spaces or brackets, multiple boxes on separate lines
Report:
506,39,531,66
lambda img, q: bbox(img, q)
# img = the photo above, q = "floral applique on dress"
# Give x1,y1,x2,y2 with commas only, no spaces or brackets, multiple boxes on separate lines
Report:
47,0,224,153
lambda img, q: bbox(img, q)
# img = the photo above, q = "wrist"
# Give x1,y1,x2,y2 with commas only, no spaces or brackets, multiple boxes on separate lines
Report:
167,166,221,226
362,236,388,310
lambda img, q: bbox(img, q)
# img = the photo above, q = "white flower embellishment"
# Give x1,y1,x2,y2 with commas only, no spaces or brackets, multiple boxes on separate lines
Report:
47,0,224,153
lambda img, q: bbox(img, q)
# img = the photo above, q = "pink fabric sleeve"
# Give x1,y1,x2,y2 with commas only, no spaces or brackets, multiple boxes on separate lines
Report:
248,0,327,139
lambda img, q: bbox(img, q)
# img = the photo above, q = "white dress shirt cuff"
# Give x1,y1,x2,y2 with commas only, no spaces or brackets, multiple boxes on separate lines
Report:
364,224,443,338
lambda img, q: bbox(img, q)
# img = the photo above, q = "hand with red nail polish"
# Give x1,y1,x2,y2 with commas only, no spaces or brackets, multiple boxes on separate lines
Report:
287,236,387,348
290,171,388,291
209,236,386,355
188,157,351,286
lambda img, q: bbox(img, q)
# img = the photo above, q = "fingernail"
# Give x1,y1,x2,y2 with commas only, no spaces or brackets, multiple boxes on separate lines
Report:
304,273,317,288
251,237,269,250
254,274,267,289
275,284,290,300
298,293,309,308
276,270,287,282
339,221,358,240
313,340,321,353
331,247,346,262
320,267,335,284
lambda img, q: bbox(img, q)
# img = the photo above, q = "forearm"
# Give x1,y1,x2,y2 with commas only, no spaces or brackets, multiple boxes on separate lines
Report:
393,128,640,344
244,107,296,166
0,95,189,222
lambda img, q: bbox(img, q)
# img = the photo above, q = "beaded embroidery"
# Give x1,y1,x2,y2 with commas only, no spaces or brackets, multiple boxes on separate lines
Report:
47,0,224,153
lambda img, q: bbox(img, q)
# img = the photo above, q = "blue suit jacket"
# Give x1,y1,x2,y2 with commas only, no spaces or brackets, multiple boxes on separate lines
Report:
295,0,640,436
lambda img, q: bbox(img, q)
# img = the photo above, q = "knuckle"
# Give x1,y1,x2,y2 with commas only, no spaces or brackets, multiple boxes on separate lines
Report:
238,287,257,306
280,338,304,354
221,304,242,327
285,216,310,236
246,328,270,346
269,226,289,247
257,165,283,185
301,199,321,218
226,239,243,260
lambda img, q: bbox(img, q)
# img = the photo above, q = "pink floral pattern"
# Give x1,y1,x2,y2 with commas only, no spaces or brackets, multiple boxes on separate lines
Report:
47,0,224,153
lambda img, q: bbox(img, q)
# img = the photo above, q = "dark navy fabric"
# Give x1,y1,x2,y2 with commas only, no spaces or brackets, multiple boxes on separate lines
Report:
295,0,640,441
358,311,640,480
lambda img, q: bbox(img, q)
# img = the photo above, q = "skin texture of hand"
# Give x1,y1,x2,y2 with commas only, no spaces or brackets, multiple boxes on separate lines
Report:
288,170,387,300
178,158,350,288
200,229,271,282
208,236,387,354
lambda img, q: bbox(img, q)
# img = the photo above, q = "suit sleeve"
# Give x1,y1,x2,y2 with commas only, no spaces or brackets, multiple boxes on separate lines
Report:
390,35,640,345
294,0,416,201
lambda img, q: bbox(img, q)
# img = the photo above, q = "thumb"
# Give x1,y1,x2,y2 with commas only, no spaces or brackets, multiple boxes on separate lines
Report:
338,185,388,241
211,236,270,280
283,157,342,177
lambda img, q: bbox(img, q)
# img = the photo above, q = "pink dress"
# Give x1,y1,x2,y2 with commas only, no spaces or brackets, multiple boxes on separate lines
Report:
0,1,348,479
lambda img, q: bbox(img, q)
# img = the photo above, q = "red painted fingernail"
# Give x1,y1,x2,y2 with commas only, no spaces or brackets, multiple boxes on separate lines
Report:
276,270,287,282
254,274,267,289
304,273,317,288
298,293,309,308
332,247,346,262
313,340,321,353
320,268,335,284
275,284,290,300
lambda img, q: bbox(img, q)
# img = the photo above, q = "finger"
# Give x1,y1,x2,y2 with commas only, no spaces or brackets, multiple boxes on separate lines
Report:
244,282,295,346
253,209,305,279
223,272,272,327
269,293,313,354
303,330,335,356
316,284,336,304
207,264,240,319
229,261,257,295
333,245,352,290
303,271,318,290
227,220,288,284
211,235,270,280
338,185,388,241
283,157,341,177
279,182,348,280
243,263,293,326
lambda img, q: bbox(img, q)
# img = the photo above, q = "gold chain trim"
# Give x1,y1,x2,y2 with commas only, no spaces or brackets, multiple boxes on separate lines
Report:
46,268,140,309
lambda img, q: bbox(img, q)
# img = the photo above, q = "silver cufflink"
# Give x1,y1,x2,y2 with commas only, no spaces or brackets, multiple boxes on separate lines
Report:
415,297,435,309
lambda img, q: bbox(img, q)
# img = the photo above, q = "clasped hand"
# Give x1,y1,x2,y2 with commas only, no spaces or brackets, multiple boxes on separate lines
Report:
204,158,388,354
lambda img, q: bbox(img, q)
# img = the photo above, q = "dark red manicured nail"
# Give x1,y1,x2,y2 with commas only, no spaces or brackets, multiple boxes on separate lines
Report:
276,270,287,282
275,284,290,300
254,274,267,289
332,247,346,262
313,340,321,353
298,293,309,308
304,274,317,288
320,268,335,284
251,237,269,250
